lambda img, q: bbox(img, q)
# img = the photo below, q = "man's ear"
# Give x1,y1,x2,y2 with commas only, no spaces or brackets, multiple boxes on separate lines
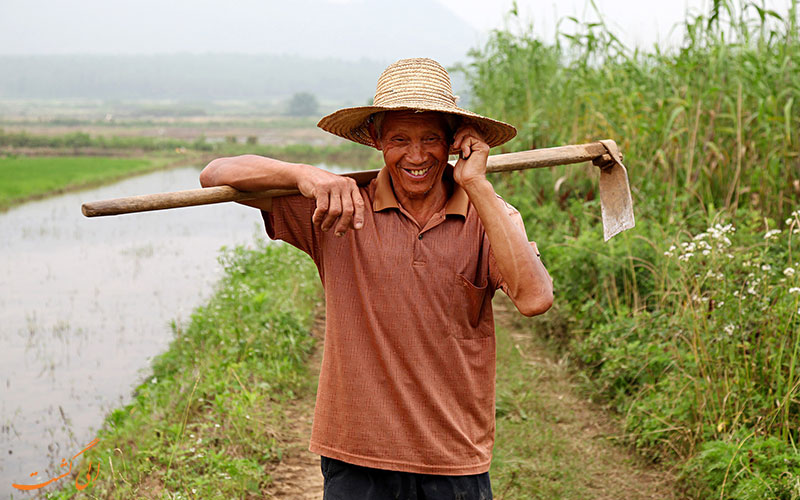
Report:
367,121,383,151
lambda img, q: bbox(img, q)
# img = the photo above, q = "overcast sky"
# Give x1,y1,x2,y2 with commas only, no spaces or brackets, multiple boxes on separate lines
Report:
0,0,796,61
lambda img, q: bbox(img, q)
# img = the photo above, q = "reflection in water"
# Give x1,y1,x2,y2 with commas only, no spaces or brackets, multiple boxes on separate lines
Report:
0,166,312,497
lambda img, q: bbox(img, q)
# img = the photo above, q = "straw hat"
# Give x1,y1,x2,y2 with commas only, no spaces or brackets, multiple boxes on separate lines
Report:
317,58,517,152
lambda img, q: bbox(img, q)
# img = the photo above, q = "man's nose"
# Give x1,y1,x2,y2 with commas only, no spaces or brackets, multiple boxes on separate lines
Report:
406,142,425,163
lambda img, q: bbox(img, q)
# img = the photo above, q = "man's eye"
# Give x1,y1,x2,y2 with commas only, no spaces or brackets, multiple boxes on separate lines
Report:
424,136,441,143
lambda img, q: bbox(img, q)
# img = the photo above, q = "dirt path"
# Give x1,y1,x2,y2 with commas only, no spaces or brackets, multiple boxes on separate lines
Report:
266,302,681,499
493,298,681,499
263,315,325,500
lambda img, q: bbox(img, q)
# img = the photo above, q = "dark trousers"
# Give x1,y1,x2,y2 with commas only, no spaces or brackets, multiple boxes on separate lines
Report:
321,456,493,500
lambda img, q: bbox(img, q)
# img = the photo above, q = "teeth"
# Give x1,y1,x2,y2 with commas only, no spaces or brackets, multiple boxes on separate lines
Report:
409,167,430,176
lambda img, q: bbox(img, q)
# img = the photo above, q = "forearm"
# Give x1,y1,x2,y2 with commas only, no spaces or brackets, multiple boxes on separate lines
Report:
462,178,553,316
199,154,312,191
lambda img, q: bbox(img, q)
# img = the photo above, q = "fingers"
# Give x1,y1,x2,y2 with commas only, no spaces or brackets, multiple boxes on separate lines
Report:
453,126,491,163
321,193,343,233
312,191,329,227
312,176,365,237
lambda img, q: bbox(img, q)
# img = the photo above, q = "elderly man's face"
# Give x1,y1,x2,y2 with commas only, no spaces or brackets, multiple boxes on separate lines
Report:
375,111,451,202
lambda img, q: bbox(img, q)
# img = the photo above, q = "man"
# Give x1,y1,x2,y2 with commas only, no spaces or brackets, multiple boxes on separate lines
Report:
199,58,553,499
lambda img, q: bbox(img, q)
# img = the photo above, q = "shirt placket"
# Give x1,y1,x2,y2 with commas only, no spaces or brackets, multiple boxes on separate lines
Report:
412,212,448,267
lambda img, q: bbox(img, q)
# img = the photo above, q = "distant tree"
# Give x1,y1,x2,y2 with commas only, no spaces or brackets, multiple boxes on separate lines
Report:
287,92,319,116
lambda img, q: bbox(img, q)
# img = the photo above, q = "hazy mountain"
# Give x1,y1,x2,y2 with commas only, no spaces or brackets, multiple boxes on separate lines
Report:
0,54,388,103
0,0,479,102
0,0,479,64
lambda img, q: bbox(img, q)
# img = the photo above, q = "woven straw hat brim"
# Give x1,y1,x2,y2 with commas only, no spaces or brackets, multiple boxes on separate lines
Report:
317,104,517,152
317,58,516,151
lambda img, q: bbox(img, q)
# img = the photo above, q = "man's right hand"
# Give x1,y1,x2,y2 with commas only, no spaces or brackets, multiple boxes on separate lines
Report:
296,166,365,237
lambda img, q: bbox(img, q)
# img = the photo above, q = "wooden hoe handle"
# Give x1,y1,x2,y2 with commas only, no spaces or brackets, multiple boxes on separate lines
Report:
81,141,612,217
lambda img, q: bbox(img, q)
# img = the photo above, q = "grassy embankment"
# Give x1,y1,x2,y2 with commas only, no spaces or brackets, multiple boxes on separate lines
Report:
461,1,800,497
49,242,321,499
0,155,173,210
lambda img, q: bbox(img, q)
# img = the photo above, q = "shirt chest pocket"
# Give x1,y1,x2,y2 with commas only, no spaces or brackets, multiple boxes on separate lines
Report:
447,274,494,340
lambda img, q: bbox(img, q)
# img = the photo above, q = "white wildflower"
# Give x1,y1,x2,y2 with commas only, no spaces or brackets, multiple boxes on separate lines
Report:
717,301,725,308
679,253,694,262
151,377,157,384
789,287,800,294
215,423,221,428
733,290,740,297
787,218,795,225
761,264,772,272
785,267,796,277
727,253,735,259
724,324,736,335
702,250,711,256
747,287,757,295
764,229,781,240
694,232,708,240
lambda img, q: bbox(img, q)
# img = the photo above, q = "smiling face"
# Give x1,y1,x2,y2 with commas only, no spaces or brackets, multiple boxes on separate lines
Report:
372,111,452,205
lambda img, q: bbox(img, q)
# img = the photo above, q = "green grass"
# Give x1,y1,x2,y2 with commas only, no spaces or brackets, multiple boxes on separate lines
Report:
0,155,173,209
46,242,321,499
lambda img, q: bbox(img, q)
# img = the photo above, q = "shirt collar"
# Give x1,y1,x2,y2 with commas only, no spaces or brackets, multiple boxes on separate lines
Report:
372,166,469,217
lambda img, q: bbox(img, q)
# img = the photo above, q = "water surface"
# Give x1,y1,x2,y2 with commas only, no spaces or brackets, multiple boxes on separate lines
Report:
0,166,287,496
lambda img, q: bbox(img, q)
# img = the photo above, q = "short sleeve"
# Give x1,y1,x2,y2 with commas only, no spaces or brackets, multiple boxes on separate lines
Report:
487,197,537,294
261,194,321,264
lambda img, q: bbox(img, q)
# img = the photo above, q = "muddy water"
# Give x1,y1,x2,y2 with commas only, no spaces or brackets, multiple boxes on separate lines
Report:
0,165,339,497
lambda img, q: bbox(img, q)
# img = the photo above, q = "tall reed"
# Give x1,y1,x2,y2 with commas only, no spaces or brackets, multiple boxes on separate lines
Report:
459,0,799,225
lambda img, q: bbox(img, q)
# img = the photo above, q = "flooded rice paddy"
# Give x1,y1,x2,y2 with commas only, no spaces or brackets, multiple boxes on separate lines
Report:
0,165,327,497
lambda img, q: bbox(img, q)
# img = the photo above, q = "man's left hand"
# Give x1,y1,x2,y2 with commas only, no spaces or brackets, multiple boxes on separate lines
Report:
452,125,490,189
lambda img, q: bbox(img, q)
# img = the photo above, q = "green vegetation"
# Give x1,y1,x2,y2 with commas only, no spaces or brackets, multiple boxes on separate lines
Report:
0,155,172,209
48,242,321,499
212,141,382,169
0,129,213,152
461,1,800,497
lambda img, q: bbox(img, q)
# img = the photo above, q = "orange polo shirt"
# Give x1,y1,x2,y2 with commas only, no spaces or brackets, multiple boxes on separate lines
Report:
262,167,526,475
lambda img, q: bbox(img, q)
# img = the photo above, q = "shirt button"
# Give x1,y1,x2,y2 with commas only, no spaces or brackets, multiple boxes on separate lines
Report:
418,233,423,240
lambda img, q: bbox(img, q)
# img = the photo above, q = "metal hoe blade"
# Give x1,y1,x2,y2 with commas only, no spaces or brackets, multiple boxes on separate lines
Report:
598,139,636,241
